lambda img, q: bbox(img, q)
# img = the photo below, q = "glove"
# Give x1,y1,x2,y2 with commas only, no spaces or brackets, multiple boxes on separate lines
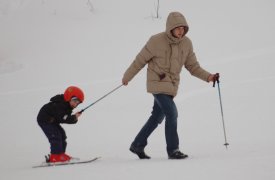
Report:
212,73,220,87
214,73,220,82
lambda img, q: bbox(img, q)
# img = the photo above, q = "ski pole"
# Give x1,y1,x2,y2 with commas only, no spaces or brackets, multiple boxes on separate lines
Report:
79,84,123,113
213,76,229,149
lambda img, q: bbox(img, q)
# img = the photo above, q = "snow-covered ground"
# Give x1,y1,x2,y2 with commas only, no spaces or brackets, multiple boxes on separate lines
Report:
1,0,275,179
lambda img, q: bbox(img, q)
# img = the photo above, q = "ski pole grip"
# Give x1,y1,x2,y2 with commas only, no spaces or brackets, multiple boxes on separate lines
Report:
212,73,220,87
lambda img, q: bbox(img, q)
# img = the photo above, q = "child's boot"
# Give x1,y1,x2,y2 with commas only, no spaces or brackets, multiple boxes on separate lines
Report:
49,153,71,163
62,153,72,160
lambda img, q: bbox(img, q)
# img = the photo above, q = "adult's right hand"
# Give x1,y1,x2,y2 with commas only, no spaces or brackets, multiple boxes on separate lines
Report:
122,78,128,86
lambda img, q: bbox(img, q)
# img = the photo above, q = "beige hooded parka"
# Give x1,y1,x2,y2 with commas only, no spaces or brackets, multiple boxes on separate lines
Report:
123,12,211,97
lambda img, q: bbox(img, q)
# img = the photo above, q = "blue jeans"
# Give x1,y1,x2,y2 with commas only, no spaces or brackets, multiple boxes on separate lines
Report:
131,94,179,155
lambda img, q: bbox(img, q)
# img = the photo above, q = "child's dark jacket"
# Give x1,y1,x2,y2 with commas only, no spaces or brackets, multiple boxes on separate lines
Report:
37,94,77,124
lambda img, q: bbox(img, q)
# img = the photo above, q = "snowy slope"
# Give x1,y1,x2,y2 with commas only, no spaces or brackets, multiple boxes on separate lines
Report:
1,0,275,179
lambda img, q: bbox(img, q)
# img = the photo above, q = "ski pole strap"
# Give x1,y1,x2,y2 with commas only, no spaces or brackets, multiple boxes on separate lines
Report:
213,79,220,87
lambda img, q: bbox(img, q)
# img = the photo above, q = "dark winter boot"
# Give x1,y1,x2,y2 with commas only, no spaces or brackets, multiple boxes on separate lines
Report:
168,150,188,159
130,146,151,159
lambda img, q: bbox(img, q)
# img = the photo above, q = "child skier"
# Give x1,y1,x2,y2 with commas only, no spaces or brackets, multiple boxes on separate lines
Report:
37,86,84,163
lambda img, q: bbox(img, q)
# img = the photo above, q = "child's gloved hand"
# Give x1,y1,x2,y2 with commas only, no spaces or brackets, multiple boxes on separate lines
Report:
75,112,82,119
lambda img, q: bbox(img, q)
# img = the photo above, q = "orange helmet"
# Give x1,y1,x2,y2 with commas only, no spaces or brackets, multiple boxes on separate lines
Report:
64,86,84,103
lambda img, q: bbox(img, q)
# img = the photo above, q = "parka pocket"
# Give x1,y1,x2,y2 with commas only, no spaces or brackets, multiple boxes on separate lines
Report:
147,68,160,81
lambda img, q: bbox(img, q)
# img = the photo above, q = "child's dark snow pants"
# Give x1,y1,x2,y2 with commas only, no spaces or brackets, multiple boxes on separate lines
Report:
38,121,67,154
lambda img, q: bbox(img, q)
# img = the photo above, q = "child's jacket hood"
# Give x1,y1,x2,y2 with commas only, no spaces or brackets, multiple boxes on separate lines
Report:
50,94,65,103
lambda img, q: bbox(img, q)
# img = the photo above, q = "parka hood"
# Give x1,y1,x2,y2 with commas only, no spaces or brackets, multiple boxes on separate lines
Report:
166,12,189,43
